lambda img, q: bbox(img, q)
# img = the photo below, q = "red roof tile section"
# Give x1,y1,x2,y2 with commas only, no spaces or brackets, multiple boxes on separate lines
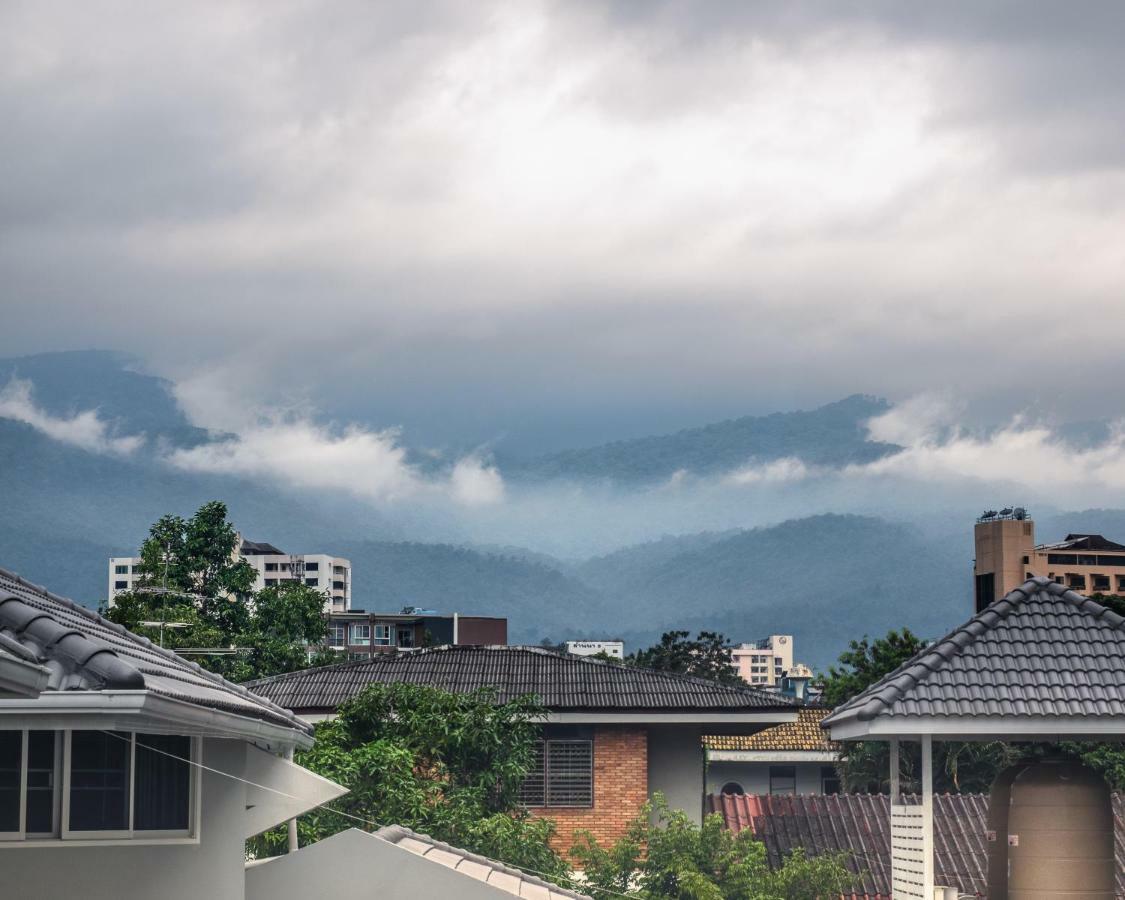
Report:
707,792,1125,899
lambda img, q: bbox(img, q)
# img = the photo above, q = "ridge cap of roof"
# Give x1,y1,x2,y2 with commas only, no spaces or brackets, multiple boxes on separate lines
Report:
0,563,312,735
373,823,592,899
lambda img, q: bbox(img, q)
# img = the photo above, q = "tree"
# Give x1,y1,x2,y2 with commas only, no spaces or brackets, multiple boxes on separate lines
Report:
628,631,742,685
572,794,854,900
248,683,569,881
104,501,326,681
824,628,1016,793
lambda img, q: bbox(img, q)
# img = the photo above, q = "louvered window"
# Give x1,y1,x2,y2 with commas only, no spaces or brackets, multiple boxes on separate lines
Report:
518,740,593,808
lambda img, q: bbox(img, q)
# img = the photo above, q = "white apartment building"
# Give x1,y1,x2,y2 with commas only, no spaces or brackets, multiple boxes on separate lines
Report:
729,634,794,686
108,536,352,612
565,639,625,659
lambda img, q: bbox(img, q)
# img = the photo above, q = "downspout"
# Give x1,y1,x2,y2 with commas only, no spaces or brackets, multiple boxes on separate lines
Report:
453,612,459,645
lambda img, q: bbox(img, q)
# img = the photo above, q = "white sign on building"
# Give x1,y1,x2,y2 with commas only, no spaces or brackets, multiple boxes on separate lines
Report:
565,640,625,659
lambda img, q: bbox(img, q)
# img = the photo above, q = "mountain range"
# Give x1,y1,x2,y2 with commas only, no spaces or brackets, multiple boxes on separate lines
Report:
1,350,1120,669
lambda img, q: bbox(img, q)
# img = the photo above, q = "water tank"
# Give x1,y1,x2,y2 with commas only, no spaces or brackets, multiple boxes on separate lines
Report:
1005,761,1114,900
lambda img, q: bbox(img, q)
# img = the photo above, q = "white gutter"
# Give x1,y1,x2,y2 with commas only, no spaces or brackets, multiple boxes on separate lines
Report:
826,714,1125,742
0,651,50,698
707,749,839,762
545,710,798,725
0,690,313,750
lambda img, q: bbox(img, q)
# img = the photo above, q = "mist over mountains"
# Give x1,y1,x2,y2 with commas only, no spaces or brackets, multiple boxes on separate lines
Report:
3,350,1124,668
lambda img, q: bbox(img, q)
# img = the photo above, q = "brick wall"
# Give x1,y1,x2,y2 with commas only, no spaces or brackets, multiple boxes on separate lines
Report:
528,725,648,854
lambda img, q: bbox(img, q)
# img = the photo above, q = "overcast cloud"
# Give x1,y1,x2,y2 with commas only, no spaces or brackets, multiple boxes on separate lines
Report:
3,1,1125,451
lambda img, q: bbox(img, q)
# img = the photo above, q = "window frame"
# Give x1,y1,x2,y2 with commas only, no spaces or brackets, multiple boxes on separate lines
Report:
0,729,201,846
373,624,391,646
350,624,371,646
519,738,594,809
768,764,797,796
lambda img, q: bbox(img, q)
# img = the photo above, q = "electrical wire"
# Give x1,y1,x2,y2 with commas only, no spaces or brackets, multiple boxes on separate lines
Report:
100,731,630,899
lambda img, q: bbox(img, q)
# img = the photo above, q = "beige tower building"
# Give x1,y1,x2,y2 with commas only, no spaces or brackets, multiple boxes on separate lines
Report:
974,508,1125,612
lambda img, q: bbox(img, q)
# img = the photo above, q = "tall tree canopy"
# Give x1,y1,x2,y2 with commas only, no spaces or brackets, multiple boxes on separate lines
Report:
628,630,742,685
105,501,328,681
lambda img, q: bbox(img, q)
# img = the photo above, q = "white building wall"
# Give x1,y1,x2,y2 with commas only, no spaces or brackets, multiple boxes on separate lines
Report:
3,738,250,900
647,725,705,825
705,760,828,796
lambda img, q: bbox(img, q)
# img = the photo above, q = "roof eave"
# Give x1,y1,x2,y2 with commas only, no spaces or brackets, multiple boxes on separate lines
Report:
826,713,1125,742
0,652,50,698
0,690,314,750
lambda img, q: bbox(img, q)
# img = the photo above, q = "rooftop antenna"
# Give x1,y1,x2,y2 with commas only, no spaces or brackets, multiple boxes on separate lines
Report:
132,539,200,648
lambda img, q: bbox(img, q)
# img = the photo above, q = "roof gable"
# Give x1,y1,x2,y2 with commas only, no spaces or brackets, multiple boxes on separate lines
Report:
0,564,310,735
245,644,796,713
823,577,1125,732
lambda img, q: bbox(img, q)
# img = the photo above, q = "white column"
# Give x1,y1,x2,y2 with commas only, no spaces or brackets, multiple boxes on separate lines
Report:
921,735,934,900
889,739,899,803
286,747,299,853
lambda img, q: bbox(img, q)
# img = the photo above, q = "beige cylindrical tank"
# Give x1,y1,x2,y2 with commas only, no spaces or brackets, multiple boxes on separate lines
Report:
1007,761,1114,900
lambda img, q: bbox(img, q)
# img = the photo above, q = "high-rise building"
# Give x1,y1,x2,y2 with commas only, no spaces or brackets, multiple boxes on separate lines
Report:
729,635,794,686
108,536,352,612
974,507,1125,612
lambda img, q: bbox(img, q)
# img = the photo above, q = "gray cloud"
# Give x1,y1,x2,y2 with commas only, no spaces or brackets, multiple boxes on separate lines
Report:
2,1,1125,452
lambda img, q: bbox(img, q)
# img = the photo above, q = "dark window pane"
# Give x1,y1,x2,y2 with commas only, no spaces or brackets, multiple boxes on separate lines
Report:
69,731,129,831
26,731,56,833
769,765,796,795
0,731,20,833
134,735,191,831
545,740,593,807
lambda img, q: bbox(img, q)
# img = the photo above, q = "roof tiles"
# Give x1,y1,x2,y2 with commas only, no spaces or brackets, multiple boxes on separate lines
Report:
707,792,1125,899
0,565,310,734
824,578,1125,730
705,707,838,752
245,644,796,713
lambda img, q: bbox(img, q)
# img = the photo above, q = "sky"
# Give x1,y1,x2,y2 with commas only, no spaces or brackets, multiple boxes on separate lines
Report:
3,1,1125,455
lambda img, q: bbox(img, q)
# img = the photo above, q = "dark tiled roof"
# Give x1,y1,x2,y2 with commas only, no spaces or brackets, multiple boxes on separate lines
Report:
824,578,1125,729
245,645,796,713
705,707,838,752
375,825,592,899
0,565,310,734
1038,534,1125,552
706,792,1125,899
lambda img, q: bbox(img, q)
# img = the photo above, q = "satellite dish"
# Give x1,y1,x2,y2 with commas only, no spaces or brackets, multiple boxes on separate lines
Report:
1000,508,1013,516
1014,507,1026,520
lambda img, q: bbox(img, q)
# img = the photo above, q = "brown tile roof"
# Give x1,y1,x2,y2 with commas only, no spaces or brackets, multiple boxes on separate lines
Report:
704,706,838,753
706,792,1125,899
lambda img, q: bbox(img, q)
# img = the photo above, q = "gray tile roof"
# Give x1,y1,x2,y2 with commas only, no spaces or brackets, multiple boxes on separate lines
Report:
0,564,311,734
823,577,1125,729
375,825,592,899
245,644,796,713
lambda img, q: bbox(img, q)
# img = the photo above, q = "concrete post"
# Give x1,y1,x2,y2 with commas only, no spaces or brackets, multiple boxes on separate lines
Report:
921,735,934,900
286,747,299,853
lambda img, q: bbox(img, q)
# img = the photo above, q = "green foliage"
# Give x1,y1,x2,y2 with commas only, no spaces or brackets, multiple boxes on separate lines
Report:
821,629,927,708
572,794,854,900
629,631,742,685
104,501,326,681
248,683,568,881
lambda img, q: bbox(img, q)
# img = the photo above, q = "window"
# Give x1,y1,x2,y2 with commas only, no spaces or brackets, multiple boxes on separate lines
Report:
265,563,278,572
821,766,841,795
114,581,128,590
1021,555,1030,564
1117,576,1125,591
519,740,593,808
374,624,391,646
1099,555,1125,567
720,782,745,796
305,578,319,586
333,580,346,591
68,731,130,832
1078,554,1097,566
348,652,369,661
397,627,415,648
769,765,796,795
114,564,129,574
1068,574,1087,589
304,562,319,571
1047,554,1078,565
350,624,371,646
1,730,197,842
328,623,346,647
264,578,277,586
974,573,995,612
1093,574,1111,591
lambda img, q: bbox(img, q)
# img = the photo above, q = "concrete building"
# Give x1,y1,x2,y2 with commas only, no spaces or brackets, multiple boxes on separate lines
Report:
564,640,625,659
973,508,1125,612
729,635,793,686
109,536,352,612
320,609,507,659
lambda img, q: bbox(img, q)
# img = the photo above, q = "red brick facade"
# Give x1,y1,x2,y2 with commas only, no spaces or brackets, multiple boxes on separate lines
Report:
527,725,648,853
